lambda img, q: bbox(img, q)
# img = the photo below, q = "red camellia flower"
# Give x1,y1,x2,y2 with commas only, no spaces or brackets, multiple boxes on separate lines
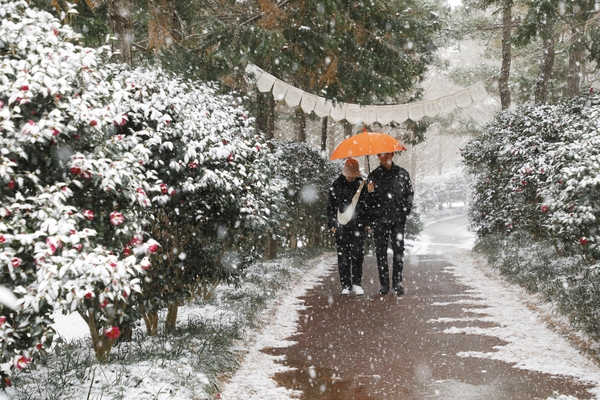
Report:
74,244,83,252
90,120,98,127
160,183,168,194
81,171,92,180
222,139,228,145
147,243,159,253
36,343,43,350
6,179,14,190
123,246,131,256
227,153,233,163
104,326,121,340
188,161,198,169
15,356,30,370
99,298,109,308
11,258,21,268
84,292,93,299
0,316,6,324
255,145,261,151
70,166,82,175
109,211,125,226
83,209,94,220
168,187,176,196
140,257,151,270
110,262,117,269
541,205,549,213
52,128,60,136
20,85,29,91
0,235,5,243
136,187,146,195
580,237,589,245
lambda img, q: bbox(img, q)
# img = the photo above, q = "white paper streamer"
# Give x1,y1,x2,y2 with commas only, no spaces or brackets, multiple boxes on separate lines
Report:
408,103,424,121
362,106,378,125
245,63,489,125
392,105,408,123
454,89,472,108
285,86,304,107
438,95,456,114
272,79,288,101
345,104,362,124
469,82,488,102
256,72,276,93
301,93,318,114
314,97,332,118
330,102,348,122
377,105,395,125
244,64,264,83
422,99,440,118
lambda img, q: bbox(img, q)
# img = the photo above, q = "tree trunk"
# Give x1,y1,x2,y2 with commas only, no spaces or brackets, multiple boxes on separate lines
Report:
143,312,160,336
165,300,180,331
320,117,328,152
107,0,133,65
266,233,277,259
267,95,275,143
256,92,268,133
148,0,181,52
343,122,353,139
499,0,512,110
296,108,307,142
289,233,297,250
534,23,555,105
79,309,118,362
567,30,582,98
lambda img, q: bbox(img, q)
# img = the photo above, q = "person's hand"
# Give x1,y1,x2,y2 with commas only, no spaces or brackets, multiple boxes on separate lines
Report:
367,181,374,193
330,227,336,234
365,226,370,233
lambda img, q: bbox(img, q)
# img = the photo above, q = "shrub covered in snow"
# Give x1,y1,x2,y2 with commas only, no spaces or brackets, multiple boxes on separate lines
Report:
463,91,600,261
273,142,339,249
0,0,160,373
112,66,284,333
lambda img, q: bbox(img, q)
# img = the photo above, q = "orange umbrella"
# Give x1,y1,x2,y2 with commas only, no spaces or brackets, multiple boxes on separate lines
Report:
330,129,406,160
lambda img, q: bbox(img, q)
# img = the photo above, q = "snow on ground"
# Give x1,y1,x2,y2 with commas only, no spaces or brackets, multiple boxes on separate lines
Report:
218,255,334,400
220,213,600,399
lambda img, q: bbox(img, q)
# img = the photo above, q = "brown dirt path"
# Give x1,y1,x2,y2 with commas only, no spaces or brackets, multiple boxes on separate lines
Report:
266,249,593,399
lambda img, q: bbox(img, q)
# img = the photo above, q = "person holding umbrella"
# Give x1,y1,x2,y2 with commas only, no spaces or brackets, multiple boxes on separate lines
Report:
327,158,369,295
366,152,413,295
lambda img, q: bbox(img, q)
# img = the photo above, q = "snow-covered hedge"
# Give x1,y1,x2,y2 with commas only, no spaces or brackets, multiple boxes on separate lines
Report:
0,0,160,377
463,91,600,261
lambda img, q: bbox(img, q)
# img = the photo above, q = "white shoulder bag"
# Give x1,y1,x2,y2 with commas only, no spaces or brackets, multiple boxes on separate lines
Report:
337,181,365,225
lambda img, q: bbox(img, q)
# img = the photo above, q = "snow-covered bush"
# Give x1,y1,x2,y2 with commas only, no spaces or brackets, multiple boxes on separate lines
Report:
111,67,284,333
273,142,339,249
463,91,600,261
0,0,158,372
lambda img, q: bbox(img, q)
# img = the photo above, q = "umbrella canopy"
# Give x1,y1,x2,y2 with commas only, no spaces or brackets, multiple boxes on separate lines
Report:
330,130,406,160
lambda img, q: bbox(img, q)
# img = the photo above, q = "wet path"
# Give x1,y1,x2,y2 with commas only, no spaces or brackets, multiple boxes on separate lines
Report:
268,215,595,399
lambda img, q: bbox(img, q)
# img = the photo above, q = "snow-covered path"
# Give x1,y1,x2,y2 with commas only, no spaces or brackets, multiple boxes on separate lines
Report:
219,213,600,399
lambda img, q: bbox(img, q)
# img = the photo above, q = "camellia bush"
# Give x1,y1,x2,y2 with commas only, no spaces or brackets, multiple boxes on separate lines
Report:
463,91,600,260
0,0,161,376
273,142,339,250
112,66,285,334
463,91,600,341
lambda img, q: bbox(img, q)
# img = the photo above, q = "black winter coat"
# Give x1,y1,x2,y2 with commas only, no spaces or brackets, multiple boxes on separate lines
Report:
366,163,413,223
327,175,368,229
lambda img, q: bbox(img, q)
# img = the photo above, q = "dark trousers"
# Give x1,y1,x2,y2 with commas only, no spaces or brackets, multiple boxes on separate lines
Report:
335,224,365,289
373,220,406,290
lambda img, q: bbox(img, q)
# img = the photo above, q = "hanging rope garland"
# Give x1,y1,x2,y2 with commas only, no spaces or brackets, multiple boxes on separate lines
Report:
245,63,489,126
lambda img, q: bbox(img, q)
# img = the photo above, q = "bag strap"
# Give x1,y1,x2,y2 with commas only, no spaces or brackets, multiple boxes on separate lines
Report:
337,181,364,225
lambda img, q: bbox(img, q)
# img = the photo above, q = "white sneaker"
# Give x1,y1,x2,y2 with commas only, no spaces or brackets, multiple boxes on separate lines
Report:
341,288,351,295
352,285,364,295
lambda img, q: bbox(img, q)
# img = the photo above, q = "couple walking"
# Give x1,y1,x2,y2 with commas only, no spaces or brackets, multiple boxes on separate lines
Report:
327,153,413,296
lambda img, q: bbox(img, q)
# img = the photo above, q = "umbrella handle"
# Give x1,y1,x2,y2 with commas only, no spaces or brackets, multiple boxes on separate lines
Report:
366,156,370,174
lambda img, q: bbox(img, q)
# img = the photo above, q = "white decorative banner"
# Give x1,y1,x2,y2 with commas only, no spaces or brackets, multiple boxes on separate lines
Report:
454,90,472,108
330,102,347,122
245,63,489,125
301,93,318,113
256,72,275,93
272,79,288,101
285,86,304,107
345,104,362,124
408,103,424,121
314,97,332,118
